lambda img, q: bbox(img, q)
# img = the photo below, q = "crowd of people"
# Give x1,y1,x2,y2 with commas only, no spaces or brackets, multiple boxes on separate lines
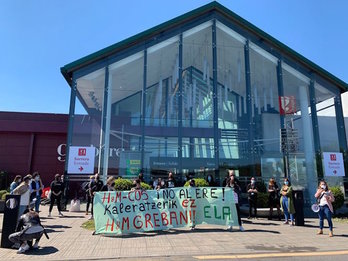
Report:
8,172,64,253
5,169,336,254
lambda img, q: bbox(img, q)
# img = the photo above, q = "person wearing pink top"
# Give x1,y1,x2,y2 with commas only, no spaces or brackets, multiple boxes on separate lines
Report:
314,180,335,237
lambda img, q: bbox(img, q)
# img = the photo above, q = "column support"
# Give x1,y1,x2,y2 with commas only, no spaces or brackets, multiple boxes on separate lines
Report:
141,50,147,171
178,34,183,177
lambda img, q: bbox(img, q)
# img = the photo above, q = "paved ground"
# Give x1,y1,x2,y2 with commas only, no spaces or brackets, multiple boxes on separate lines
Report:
0,204,348,260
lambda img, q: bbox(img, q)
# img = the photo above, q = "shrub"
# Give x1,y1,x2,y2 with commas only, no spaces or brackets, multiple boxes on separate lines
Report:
0,190,7,200
184,178,209,187
256,192,269,208
1,192,9,201
330,186,344,211
256,181,267,193
114,178,151,191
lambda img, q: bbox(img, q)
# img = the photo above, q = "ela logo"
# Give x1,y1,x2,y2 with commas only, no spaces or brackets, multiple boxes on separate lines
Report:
78,148,86,156
330,154,336,161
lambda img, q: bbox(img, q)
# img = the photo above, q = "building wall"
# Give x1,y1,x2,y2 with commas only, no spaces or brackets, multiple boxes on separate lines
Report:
0,112,68,188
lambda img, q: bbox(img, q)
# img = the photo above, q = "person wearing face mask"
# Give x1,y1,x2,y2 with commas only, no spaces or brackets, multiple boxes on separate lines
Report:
30,172,44,213
10,175,22,194
206,174,215,186
13,174,32,219
226,171,244,231
48,174,64,217
315,180,335,237
101,176,116,191
89,173,104,220
247,177,258,219
280,177,295,226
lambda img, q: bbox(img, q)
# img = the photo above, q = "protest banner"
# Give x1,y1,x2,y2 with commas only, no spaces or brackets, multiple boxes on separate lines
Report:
93,187,238,235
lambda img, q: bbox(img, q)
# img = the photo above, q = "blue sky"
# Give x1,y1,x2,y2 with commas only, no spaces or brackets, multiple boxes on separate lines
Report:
1,0,347,114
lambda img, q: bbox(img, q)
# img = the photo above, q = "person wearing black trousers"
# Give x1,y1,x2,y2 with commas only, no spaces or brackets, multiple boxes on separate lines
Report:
48,174,64,217
247,177,258,219
89,173,103,220
85,175,95,215
226,171,244,231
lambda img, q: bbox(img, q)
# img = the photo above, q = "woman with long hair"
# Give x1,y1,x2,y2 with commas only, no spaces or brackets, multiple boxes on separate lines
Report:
280,177,295,226
315,180,335,237
268,177,281,220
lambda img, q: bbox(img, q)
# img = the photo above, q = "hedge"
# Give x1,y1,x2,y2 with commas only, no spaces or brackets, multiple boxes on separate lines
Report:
184,178,209,187
330,186,344,211
114,178,151,191
0,190,8,201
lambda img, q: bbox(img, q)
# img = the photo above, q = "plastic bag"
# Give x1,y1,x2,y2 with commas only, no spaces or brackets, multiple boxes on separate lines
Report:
69,199,80,212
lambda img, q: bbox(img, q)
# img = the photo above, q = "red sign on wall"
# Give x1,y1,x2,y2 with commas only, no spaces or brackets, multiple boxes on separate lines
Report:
279,96,296,115
78,148,86,156
330,154,336,161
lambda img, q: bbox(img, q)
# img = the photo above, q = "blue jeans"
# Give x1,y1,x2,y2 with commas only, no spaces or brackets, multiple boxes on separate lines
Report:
35,195,41,212
319,205,333,231
282,196,293,222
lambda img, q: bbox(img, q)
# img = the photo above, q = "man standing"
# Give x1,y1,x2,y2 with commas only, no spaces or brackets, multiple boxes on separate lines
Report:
89,173,103,220
247,177,258,219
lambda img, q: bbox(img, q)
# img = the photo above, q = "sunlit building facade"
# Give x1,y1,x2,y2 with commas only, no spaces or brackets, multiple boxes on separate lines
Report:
61,2,347,204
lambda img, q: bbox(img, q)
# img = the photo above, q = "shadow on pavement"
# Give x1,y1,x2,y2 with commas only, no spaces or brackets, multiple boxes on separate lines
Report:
24,246,59,255
242,228,280,234
44,225,72,229
243,220,280,226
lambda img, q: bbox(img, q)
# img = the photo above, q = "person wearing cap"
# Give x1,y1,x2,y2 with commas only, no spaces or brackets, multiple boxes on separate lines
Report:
48,174,64,217
13,174,32,219
30,172,44,213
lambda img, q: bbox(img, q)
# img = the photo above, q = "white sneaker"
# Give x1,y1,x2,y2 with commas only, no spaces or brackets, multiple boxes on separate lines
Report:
48,212,51,217
17,243,29,254
227,226,233,231
58,212,64,217
190,226,196,231
239,226,245,232
32,241,39,249
88,216,94,220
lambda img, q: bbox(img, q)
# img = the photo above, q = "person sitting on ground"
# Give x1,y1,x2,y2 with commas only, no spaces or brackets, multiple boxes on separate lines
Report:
10,175,22,194
247,177,258,219
226,171,244,231
101,176,116,191
315,180,335,237
280,177,295,226
9,209,48,254
166,172,176,188
48,174,64,217
268,177,281,220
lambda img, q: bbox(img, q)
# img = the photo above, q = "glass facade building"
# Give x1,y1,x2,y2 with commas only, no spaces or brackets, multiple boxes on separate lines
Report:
61,2,348,204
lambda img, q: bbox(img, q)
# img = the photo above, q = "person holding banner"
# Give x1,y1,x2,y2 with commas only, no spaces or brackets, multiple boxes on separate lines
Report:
315,180,335,237
226,171,244,232
166,172,176,188
89,173,104,220
101,176,116,192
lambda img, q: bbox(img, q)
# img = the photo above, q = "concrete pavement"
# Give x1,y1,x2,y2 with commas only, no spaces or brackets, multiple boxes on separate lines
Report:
0,203,348,260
